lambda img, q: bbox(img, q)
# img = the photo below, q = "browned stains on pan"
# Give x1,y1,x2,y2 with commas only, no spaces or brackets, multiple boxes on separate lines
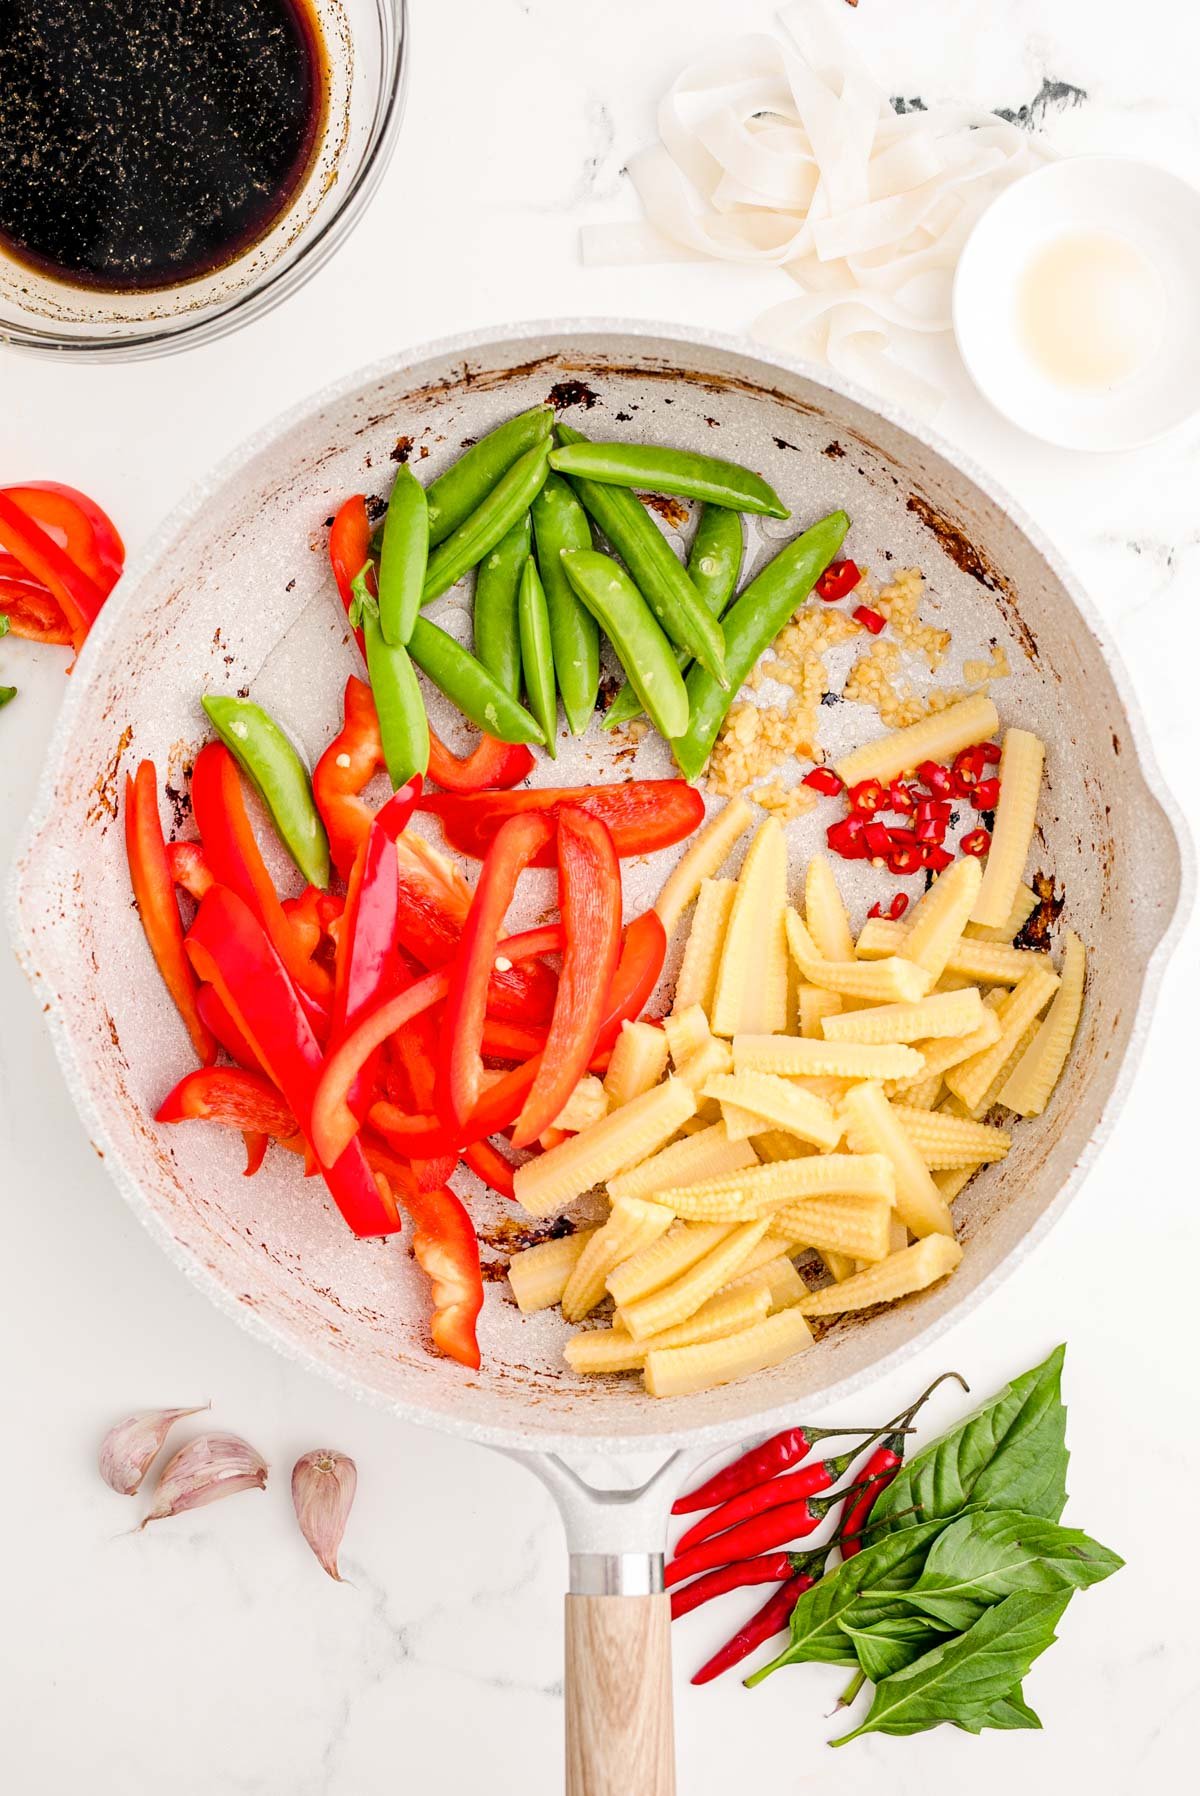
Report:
86,725,133,824
906,492,1041,664
1015,871,1065,949
641,493,690,528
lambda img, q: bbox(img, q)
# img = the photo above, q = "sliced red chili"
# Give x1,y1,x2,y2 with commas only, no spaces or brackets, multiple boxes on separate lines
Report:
887,781,916,815
846,778,885,817
980,741,1002,764
973,776,1001,810
814,558,860,602
913,816,947,845
827,816,867,860
853,604,886,635
914,760,952,797
887,844,922,876
863,822,893,860
961,827,992,858
923,844,955,873
801,766,843,797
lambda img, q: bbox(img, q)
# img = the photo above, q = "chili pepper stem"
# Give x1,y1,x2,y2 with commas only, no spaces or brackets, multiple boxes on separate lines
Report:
890,1369,970,1430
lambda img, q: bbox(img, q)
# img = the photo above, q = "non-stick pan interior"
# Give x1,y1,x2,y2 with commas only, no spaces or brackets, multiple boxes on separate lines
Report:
14,326,1184,1452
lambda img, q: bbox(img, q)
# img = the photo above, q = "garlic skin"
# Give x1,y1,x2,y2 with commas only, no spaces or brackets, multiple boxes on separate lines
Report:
98,1406,209,1495
291,1449,357,1580
140,1432,268,1528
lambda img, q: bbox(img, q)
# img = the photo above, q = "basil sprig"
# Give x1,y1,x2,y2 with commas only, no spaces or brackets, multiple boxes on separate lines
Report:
748,1347,1122,1743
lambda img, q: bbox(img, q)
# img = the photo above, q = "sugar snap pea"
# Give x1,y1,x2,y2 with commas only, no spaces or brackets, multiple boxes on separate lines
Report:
202,694,331,889
518,558,558,760
604,502,744,730
408,616,545,746
425,405,554,547
561,549,689,741
549,440,789,519
473,513,530,697
530,472,599,735
377,464,429,645
555,423,727,688
422,442,551,604
362,608,430,787
671,509,850,782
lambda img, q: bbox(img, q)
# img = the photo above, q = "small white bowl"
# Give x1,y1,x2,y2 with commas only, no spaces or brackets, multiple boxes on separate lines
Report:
953,156,1200,451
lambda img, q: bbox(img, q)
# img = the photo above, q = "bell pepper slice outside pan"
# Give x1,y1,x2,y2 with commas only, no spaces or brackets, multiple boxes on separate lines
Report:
185,886,399,1238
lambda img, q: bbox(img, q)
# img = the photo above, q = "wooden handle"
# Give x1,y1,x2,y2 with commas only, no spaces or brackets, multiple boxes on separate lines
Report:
564,1592,675,1796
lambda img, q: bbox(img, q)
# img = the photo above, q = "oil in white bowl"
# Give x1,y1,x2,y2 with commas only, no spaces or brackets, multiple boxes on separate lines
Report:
1015,230,1165,390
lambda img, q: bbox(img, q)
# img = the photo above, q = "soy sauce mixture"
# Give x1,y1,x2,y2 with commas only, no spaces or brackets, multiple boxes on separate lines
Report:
0,0,326,292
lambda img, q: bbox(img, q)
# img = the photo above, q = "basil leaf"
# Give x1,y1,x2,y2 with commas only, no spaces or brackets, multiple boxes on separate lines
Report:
872,1345,1069,1533
831,1590,1070,1743
745,1517,952,1684
901,1508,1123,1627
957,1685,1043,1732
839,1614,950,1682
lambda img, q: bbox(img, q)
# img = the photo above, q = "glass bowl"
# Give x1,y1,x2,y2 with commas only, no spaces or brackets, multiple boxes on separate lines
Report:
0,0,408,359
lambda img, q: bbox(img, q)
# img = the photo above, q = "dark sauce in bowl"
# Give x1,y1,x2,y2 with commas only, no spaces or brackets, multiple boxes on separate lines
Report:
0,0,327,293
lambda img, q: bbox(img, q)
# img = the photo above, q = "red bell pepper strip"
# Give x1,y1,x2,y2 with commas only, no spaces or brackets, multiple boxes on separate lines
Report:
196,983,262,1071
511,810,622,1148
167,839,214,903
0,574,74,644
0,490,107,651
399,1182,484,1369
419,780,705,866
462,1138,516,1199
481,1017,548,1063
332,823,402,1117
242,1132,270,1177
191,741,333,1004
186,886,399,1237
426,731,534,794
393,846,555,1025
156,1065,296,1138
375,773,424,841
0,482,124,592
313,675,385,879
125,760,216,1066
438,812,555,1131
592,909,668,1052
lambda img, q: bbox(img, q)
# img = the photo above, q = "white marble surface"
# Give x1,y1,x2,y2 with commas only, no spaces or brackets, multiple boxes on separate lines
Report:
2,1,1198,1790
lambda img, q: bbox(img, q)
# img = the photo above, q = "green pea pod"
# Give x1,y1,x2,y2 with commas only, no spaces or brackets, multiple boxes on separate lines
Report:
473,513,530,696
604,503,743,730
362,609,430,788
202,694,331,890
671,509,851,782
408,616,545,745
517,558,558,760
423,442,551,604
377,464,429,645
555,424,727,689
549,440,789,519
561,549,689,742
425,405,554,547
530,472,599,735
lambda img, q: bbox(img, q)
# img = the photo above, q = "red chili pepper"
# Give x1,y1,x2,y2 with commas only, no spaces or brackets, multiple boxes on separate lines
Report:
914,798,952,824
186,886,399,1237
398,1182,484,1369
691,1570,815,1686
668,1552,797,1616
852,604,886,635
462,1137,516,1199
426,732,535,794
814,558,860,602
951,744,991,787
887,844,923,876
923,844,955,873
839,1372,968,1555
191,741,332,1005
846,778,885,817
973,776,1001,810
419,780,705,866
827,816,867,860
868,891,911,920
914,760,953,797
913,816,947,845
980,741,1001,764
664,1484,864,1587
511,811,623,1148
887,781,916,815
125,761,216,1066
961,827,991,857
439,812,556,1131
801,766,843,797
156,1066,296,1139
673,1429,899,1557
863,822,893,860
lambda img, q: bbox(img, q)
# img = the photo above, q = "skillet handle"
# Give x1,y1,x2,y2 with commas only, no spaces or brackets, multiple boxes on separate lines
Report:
564,1583,675,1796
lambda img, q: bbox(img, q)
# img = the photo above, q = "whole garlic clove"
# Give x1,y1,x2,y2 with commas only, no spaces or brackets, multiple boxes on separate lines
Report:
291,1450,357,1580
99,1406,209,1495
140,1432,268,1528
